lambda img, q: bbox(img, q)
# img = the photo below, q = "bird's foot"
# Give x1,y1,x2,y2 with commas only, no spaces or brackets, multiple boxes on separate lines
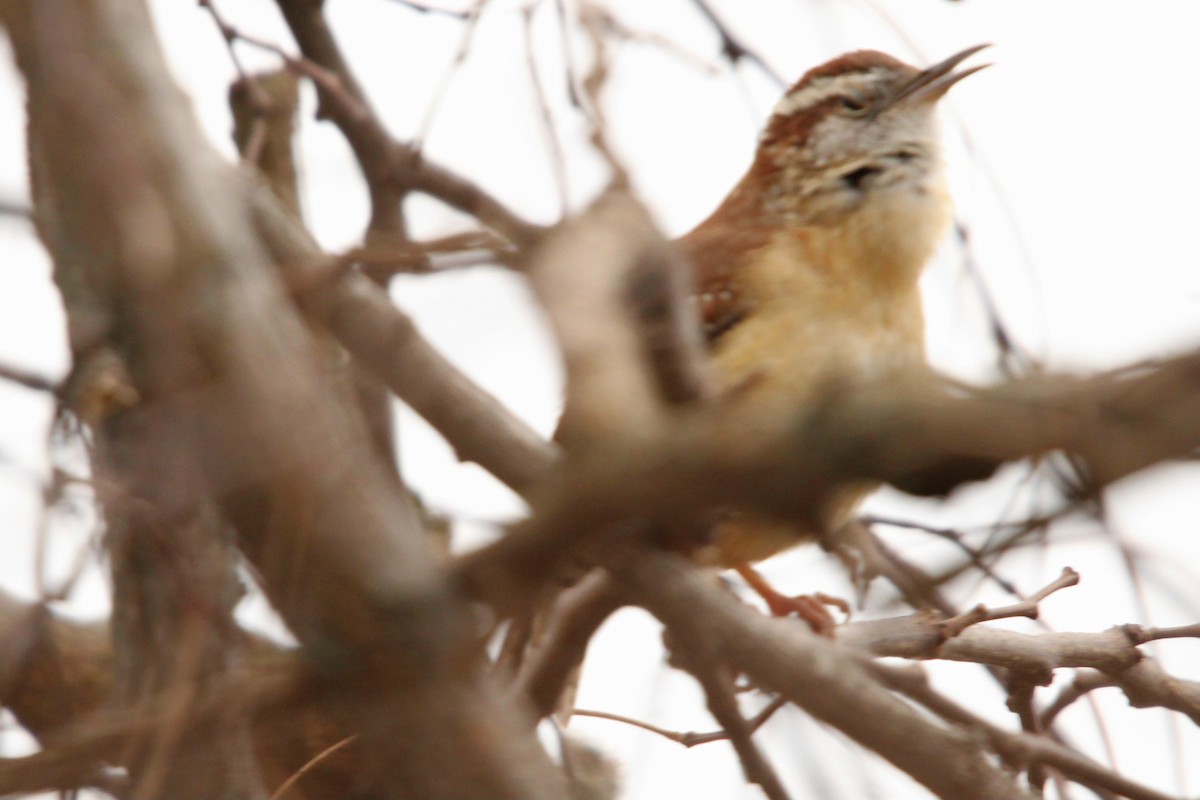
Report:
762,591,849,638
734,563,849,637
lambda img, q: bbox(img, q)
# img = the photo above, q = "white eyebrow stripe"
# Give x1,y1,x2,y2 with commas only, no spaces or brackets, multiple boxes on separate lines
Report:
770,69,890,118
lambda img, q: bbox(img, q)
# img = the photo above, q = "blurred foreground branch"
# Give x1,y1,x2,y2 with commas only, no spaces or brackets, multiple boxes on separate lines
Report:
2,1,564,797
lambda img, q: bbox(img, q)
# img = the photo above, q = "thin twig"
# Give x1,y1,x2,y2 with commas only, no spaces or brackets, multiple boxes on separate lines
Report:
0,198,32,218
687,0,785,87
521,2,570,217
268,735,358,800
870,662,1181,800
1126,622,1200,644
1040,670,1115,730
573,696,788,749
683,657,792,800
578,4,631,189
827,520,955,614
552,0,583,109
937,567,1079,639
0,362,60,394
862,514,1020,596
954,221,1041,377
274,0,544,245
573,708,708,745
586,5,720,77
201,0,370,123
412,0,488,148
657,589,793,800
198,0,251,78
386,0,473,19
337,230,514,279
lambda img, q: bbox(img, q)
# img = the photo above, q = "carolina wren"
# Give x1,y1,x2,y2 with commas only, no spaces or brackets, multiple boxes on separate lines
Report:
681,47,989,585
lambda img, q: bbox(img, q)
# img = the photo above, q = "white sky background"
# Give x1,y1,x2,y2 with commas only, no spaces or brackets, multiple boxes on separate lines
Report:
2,1,1200,798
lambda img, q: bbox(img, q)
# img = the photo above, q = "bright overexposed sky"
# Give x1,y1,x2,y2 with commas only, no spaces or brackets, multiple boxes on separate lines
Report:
2,2,1200,798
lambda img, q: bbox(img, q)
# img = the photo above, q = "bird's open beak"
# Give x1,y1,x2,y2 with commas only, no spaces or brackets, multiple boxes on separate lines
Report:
889,44,991,109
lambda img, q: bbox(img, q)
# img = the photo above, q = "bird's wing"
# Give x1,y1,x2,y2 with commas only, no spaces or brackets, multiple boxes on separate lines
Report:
678,223,768,345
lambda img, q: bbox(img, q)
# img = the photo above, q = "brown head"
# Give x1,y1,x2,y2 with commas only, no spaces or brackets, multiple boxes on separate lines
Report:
683,46,990,344
750,45,989,224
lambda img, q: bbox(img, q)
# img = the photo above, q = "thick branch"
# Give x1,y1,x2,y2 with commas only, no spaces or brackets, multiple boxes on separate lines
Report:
0,591,112,744
0,591,363,800
228,66,402,482
662,603,791,800
98,407,264,799
247,179,559,493
841,616,1200,726
606,547,1034,800
511,571,624,719
525,192,675,444
457,354,1200,609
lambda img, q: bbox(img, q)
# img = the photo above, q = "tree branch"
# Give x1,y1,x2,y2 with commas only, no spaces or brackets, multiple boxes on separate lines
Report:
456,352,1200,613
512,570,624,719
246,179,559,493
606,546,1035,800
841,614,1200,726
663,608,792,800
0,361,60,394
274,0,544,246
872,661,1182,800
2,1,564,796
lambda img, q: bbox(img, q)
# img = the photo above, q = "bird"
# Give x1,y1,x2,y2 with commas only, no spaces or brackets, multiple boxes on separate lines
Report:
678,45,989,624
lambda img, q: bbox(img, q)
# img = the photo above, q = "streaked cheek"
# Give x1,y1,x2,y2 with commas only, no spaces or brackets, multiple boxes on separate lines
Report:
804,115,862,167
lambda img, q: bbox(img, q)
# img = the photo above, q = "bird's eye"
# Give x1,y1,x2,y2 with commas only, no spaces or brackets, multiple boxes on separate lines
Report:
839,96,868,115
